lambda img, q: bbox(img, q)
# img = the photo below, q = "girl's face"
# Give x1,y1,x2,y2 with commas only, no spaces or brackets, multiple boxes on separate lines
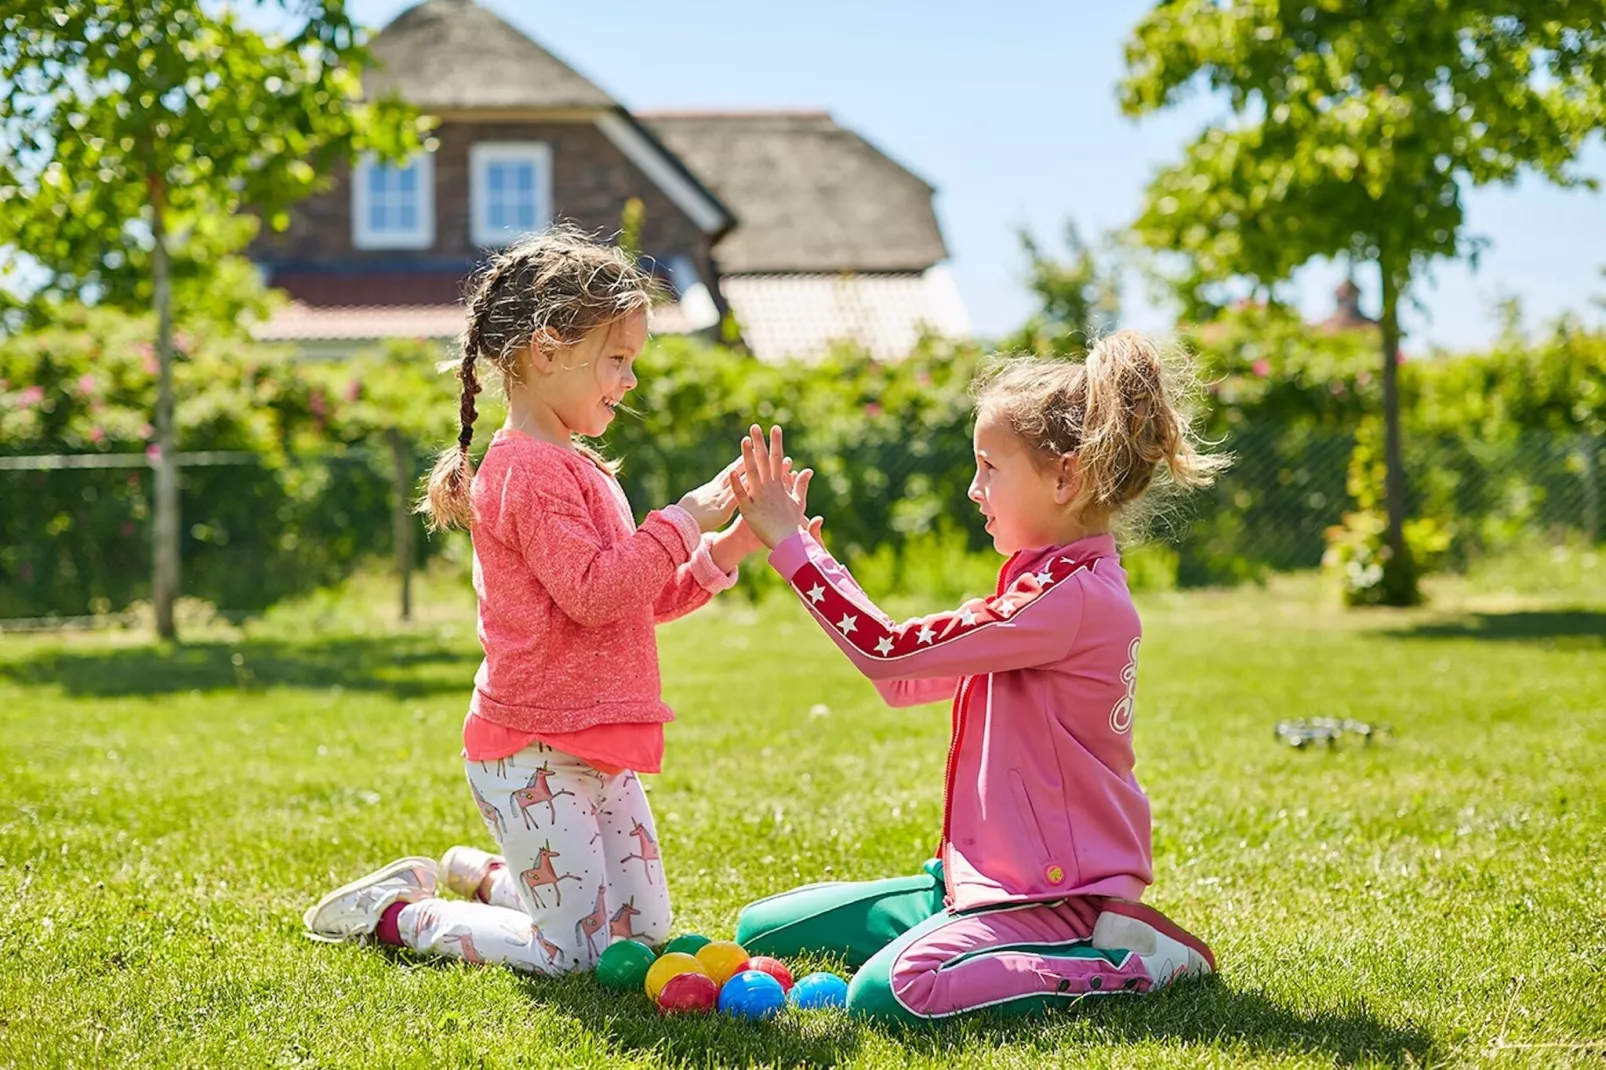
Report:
967,405,1077,555
531,308,648,438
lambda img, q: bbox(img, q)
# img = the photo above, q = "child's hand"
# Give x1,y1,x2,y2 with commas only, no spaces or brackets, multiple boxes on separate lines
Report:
677,460,739,533
724,456,822,557
731,425,813,549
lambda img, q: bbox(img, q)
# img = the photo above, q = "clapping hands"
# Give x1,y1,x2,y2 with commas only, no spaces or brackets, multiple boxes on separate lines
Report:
731,425,822,549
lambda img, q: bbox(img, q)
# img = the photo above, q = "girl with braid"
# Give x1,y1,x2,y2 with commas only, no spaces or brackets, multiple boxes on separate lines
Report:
304,225,768,973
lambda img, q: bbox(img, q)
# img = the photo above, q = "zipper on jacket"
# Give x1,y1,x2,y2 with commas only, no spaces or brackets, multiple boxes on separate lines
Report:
938,554,1019,905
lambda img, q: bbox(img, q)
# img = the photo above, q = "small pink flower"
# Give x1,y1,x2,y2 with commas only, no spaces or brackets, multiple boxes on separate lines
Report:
309,390,327,417
145,444,161,461
127,473,141,488
17,385,45,407
1329,381,1348,397
864,402,883,417
1251,359,1270,378
1396,350,1407,364
1356,370,1373,387
137,342,154,359
143,357,159,375
78,374,96,395
344,379,362,402
139,423,154,440
88,427,106,443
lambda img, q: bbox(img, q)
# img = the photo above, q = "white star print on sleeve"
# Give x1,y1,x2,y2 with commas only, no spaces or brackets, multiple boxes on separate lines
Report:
769,532,1089,681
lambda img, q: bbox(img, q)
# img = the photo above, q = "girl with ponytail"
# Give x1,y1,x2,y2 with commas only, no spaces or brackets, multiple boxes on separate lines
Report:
728,331,1230,1024
304,224,769,974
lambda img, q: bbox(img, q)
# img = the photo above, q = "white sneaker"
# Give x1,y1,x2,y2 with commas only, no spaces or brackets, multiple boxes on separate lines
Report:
439,845,499,899
1091,902,1215,990
303,857,438,943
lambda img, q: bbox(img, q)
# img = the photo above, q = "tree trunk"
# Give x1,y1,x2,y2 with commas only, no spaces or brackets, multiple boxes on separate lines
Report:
387,428,413,622
1377,262,1417,605
150,176,181,641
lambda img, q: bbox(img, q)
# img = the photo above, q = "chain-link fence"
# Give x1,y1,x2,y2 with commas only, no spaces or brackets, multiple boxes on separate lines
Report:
2,428,1601,622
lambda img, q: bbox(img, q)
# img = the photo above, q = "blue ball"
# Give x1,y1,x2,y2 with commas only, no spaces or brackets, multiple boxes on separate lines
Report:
717,969,787,1020
789,971,849,1011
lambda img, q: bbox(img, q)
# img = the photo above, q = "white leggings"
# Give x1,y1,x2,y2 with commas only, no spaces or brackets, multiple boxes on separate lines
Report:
395,744,671,974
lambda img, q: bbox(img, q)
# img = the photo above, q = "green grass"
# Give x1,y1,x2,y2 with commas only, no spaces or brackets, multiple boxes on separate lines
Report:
2,560,1605,1068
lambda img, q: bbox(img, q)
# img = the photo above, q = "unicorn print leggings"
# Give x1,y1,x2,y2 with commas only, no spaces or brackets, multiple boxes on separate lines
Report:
392,744,670,975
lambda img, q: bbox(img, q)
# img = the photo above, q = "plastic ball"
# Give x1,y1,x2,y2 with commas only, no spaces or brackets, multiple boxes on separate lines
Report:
718,969,787,1020
694,940,751,986
596,939,657,990
737,955,794,993
644,952,708,1001
656,971,719,1015
662,933,712,957
789,971,849,1011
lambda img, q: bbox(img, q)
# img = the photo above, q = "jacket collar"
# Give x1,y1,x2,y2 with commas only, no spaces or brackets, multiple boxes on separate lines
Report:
998,533,1118,591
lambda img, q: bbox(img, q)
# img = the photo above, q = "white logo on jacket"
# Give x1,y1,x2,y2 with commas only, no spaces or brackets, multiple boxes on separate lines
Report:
1109,637,1140,734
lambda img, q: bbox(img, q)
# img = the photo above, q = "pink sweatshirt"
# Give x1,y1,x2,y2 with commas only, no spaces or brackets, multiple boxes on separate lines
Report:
465,430,735,762
769,530,1153,912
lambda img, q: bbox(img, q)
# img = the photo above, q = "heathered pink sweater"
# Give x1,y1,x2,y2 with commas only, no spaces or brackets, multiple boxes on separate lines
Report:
466,430,734,742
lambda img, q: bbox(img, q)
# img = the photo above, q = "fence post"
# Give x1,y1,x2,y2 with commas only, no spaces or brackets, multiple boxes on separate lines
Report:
386,429,414,622
1582,432,1601,546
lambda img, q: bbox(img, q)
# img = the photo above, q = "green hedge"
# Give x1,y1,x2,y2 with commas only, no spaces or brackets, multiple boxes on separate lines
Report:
4,301,1602,618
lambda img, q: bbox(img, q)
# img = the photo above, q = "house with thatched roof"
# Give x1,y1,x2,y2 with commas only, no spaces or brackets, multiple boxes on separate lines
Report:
251,0,967,362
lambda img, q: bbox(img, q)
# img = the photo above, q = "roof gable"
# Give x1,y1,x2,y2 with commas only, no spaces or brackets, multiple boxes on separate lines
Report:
644,112,949,274
365,0,615,111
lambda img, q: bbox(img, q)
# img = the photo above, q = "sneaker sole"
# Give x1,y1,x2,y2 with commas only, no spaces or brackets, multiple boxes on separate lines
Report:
302,855,438,942
1096,898,1217,973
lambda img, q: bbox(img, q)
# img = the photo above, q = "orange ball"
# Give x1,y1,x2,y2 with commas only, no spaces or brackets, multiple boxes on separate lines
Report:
694,940,751,986
644,952,708,1001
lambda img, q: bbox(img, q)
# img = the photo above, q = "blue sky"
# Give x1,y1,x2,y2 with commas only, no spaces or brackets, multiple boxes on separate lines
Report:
351,0,1606,351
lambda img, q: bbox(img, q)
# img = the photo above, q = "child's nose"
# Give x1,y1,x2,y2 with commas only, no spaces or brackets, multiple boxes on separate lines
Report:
967,477,984,503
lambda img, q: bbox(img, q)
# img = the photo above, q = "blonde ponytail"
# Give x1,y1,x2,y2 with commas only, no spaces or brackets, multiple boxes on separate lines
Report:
974,330,1229,528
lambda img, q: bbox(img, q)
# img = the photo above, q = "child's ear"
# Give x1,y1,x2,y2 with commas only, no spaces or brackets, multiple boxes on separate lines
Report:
1053,453,1080,506
525,329,563,375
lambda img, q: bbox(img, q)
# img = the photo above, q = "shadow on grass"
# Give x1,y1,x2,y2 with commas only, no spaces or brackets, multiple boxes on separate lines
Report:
0,634,479,699
498,973,1434,1068
1387,609,1606,646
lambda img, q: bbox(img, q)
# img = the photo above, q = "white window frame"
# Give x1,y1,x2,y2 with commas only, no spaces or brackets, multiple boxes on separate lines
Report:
470,142,553,248
351,152,435,251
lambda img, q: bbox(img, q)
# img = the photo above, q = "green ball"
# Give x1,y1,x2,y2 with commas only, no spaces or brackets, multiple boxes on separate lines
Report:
596,939,657,990
662,933,712,958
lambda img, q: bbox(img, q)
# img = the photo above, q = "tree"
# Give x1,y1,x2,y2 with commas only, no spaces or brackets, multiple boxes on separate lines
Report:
1003,222,1121,358
1120,1,1606,604
0,1,424,638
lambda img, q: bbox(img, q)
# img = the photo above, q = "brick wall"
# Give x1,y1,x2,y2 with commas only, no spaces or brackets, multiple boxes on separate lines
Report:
250,117,716,286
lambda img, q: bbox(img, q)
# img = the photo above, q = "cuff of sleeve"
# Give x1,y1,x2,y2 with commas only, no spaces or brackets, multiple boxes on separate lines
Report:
767,531,813,581
690,534,739,593
658,504,703,557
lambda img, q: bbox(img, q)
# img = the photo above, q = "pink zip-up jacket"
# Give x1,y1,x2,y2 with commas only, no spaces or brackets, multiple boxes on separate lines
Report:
769,530,1153,912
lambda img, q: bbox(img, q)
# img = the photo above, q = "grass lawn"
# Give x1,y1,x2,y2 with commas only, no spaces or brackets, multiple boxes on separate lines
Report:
2,557,1604,1068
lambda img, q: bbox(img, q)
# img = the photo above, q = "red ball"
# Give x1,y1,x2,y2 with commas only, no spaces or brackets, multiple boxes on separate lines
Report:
656,971,719,1015
736,956,794,993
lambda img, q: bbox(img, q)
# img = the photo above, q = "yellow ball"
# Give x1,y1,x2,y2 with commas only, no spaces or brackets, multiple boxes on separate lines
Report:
695,940,751,986
644,952,708,1001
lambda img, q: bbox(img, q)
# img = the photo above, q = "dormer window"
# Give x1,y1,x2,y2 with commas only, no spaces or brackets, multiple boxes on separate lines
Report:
351,153,435,250
470,142,552,247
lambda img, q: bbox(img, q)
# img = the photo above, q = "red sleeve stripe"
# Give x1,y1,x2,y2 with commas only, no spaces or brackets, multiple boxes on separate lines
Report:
789,553,1089,661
